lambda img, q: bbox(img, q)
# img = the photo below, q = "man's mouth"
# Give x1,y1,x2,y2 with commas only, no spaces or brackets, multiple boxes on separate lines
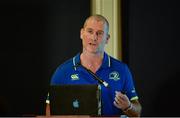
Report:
89,43,96,46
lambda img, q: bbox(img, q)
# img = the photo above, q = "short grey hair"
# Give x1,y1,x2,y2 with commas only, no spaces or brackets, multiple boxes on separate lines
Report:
83,14,109,33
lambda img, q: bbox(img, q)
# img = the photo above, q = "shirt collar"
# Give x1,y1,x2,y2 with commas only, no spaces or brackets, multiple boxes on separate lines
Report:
73,52,111,71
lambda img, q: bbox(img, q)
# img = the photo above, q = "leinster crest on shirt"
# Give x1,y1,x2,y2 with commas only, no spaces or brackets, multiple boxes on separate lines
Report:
109,71,120,81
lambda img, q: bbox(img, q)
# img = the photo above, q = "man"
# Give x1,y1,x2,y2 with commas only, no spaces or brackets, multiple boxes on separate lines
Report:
46,14,142,117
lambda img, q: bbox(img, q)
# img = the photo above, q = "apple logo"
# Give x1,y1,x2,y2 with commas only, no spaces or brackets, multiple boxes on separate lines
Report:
73,99,79,108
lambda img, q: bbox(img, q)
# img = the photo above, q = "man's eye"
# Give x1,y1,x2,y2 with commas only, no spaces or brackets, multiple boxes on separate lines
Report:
87,30,93,34
97,32,103,36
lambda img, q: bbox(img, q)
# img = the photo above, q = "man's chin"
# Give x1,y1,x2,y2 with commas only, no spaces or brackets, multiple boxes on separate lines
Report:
89,51,103,55
84,48,103,54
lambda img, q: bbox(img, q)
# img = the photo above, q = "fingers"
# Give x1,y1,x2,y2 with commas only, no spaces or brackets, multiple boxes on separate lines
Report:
114,91,126,107
114,93,124,104
115,91,127,100
113,101,120,109
113,91,124,109
114,91,130,110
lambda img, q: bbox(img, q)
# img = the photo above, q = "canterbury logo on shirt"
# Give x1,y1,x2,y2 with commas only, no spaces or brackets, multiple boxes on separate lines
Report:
71,74,79,80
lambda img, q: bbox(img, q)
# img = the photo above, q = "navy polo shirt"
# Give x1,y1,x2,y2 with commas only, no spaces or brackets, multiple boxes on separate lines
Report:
50,52,138,116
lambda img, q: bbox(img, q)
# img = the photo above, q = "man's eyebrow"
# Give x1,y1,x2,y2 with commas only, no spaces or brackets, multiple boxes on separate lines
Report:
86,28,104,32
85,27,93,30
85,28,104,34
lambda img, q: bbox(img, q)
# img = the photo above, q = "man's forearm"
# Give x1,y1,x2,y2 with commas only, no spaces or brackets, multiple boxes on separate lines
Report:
123,100,142,117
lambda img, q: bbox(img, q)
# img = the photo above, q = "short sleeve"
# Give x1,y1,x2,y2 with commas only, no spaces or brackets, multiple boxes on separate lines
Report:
123,64,138,101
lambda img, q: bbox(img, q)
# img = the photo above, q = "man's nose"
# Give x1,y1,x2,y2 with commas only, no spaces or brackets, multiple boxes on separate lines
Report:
92,33,98,41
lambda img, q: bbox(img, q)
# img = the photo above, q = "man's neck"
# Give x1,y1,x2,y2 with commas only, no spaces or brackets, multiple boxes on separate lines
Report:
80,51,104,73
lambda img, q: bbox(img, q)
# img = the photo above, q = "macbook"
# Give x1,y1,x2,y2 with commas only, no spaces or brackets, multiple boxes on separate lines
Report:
49,84,101,116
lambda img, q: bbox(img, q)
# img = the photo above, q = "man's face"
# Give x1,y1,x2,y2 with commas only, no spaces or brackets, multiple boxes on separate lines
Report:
80,18,109,54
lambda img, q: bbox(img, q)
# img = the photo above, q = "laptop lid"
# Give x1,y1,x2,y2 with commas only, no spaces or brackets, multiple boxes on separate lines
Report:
49,84,100,116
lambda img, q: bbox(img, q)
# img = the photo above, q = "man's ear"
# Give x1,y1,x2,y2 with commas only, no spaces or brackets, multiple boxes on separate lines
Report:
80,28,84,40
105,34,110,44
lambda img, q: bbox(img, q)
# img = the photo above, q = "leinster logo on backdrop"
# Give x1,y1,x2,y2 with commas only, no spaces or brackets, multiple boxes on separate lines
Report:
109,71,120,81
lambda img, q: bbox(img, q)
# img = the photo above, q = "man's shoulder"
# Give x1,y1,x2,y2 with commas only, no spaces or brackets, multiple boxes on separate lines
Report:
56,57,74,71
109,56,127,67
109,56,133,75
